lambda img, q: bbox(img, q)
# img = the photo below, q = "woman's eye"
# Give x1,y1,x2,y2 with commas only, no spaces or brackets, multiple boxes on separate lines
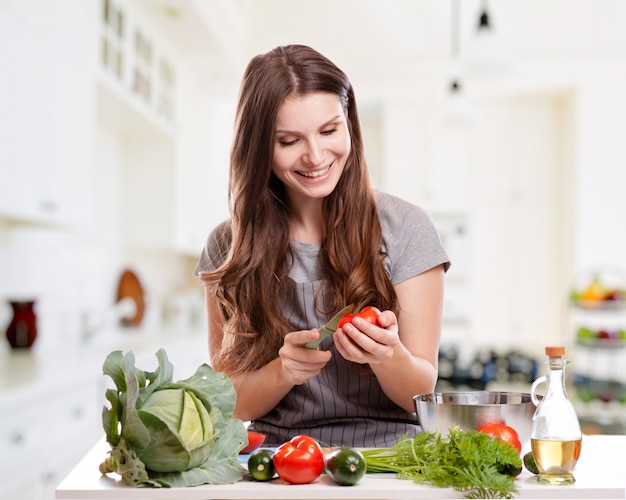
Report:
321,128,337,136
278,138,297,147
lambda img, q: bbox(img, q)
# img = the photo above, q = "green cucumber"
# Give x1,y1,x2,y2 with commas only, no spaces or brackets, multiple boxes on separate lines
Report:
248,449,275,481
324,447,366,486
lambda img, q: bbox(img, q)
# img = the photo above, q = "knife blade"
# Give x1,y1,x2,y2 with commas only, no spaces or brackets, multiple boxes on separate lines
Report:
304,304,354,349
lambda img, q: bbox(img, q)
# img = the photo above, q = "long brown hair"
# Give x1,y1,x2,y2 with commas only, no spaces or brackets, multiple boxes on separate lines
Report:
201,45,397,374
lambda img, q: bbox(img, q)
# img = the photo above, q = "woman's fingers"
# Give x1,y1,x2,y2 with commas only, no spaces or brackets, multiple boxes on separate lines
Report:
279,329,332,384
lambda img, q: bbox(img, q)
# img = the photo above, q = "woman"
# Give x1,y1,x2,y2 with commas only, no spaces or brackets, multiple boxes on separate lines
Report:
195,45,450,447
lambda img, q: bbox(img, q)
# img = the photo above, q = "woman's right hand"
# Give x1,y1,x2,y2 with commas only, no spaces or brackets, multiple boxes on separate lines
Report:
278,329,332,385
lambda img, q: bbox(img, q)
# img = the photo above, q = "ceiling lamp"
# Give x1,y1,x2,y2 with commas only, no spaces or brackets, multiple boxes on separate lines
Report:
463,0,516,78
441,0,477,126
442,79,478,126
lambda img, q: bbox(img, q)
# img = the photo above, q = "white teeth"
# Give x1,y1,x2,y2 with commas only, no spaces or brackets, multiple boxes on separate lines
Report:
299,167,329,178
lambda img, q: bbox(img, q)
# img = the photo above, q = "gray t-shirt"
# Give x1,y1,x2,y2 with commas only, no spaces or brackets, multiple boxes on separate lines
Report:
194,191,450,447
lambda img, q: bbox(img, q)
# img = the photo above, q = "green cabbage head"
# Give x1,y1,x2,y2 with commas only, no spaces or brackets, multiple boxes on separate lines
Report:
99,349,247,487
135,387,213,471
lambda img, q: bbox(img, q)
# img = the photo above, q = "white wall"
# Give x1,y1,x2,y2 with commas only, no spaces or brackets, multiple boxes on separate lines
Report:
575,80,626,271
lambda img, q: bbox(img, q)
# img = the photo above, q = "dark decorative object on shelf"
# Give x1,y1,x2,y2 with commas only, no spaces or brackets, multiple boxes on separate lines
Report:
5,300,38,348
437,345,539,390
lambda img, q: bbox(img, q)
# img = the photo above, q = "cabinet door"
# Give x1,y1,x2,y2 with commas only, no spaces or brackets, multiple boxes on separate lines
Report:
0,400,54,500
119,136,176,250
469,96,566,352
2,474,38,500
0,10,51,222
173,91,231,255
0,375,101,500
0,7,93,228
46,60,94,229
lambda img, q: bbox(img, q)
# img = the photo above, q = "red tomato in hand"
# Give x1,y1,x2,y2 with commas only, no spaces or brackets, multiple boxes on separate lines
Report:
240,431,266,454
338,306,380,329
273,435,324,484
477,422,522,454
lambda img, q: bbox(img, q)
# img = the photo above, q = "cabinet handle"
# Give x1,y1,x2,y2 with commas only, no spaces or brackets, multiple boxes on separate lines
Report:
40,469,56,484
11,432,25,445
39,199,58,213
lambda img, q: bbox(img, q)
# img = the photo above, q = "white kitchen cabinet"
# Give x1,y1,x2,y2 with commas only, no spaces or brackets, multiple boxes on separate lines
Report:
118,134,177,251
2,0,238,252
427,117,476,210
0,351,102,500
173,87,232,255
465,95,570,356
0,2,96,229
0,8,53,223
91,0,236,255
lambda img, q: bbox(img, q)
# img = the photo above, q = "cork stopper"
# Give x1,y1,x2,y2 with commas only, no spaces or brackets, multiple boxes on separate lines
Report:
545,346,565,356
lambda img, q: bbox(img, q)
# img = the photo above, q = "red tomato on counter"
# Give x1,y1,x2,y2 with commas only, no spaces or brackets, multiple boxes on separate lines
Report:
272,435,324,484
477,422,522,454
240,431,267,454
338,306,380,329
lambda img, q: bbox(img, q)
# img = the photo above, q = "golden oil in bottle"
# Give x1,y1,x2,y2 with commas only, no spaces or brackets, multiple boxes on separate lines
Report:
531,438,582,485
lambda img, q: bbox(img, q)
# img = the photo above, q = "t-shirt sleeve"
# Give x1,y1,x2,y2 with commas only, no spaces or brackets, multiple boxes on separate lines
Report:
192,220,232,277
377,192,450,285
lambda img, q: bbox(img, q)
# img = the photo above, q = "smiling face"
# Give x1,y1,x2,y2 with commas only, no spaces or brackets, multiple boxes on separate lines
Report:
272,92,351,206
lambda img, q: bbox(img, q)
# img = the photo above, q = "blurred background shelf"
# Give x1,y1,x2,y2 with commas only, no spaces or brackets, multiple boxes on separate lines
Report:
569,268,626,433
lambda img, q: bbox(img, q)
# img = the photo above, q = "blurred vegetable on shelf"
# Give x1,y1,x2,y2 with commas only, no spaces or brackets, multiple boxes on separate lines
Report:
571,274,626,309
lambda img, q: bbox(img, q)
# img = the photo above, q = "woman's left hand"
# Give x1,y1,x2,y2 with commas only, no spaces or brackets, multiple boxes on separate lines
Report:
332,309,400,365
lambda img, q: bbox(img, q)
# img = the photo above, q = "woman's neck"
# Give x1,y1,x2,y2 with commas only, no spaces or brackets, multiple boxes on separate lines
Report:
289,198,324,244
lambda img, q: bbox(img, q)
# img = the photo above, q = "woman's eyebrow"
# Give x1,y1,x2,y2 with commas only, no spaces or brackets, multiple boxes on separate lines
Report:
275,115,342,135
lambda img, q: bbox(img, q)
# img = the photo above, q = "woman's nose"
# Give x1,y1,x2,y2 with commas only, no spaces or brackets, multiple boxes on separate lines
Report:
303,138,324,165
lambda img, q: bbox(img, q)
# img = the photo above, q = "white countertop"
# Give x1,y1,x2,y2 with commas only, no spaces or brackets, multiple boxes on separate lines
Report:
56,434,626,499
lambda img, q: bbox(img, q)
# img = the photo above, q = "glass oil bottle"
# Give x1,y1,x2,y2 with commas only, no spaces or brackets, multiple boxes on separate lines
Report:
530,346,582,485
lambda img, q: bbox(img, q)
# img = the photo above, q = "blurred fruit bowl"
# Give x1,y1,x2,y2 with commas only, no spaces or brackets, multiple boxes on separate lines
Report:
571,273,626,309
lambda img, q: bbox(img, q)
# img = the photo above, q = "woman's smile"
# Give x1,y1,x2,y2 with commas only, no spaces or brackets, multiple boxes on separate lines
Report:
297,164,332,180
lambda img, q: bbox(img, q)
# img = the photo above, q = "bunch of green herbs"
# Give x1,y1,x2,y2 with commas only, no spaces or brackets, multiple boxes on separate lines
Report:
362,427,522,499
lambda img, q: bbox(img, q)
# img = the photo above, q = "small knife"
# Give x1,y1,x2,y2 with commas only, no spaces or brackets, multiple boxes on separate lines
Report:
304,304,354,349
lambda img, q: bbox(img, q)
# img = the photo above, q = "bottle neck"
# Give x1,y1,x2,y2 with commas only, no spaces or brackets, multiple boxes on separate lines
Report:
545,357,568,399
